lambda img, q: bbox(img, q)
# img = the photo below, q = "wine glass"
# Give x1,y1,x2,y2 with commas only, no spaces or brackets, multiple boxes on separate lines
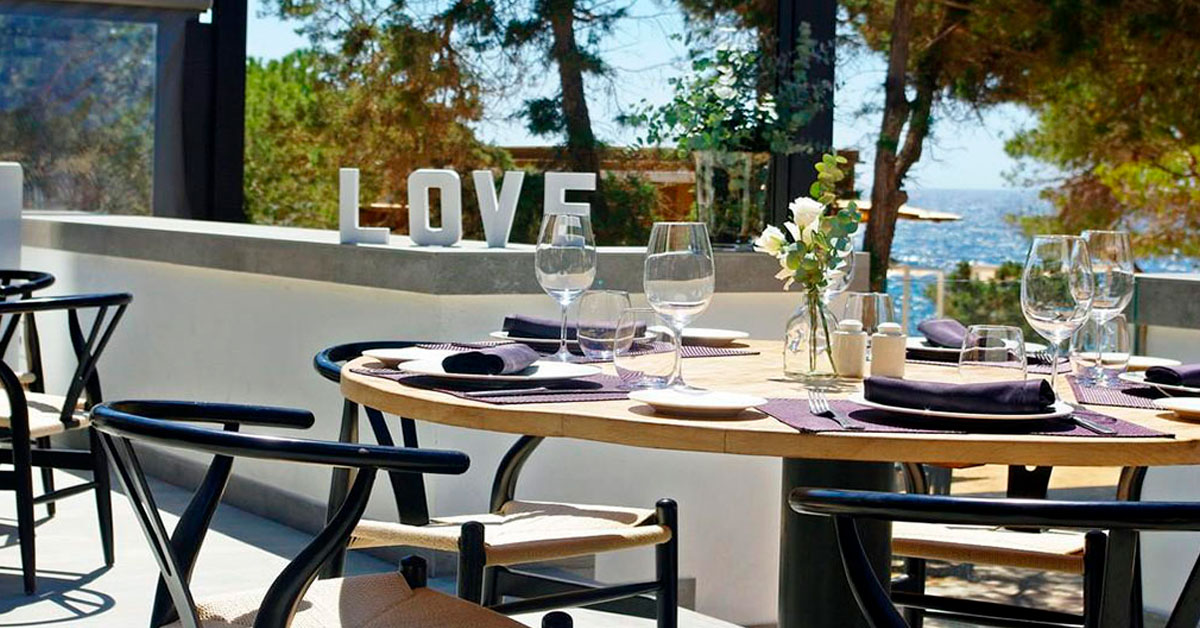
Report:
535,213,597,361
1082,230,1134,380
643,222,715,389
1071,313,1131,387
1020,235,1095,391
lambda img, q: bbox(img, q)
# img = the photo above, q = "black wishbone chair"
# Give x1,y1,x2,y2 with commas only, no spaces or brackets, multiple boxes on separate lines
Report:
91,401,574,628
789,488,1200,628
315,341,679,627
891,463,1148,628
0,271,57,513
0,291,131,594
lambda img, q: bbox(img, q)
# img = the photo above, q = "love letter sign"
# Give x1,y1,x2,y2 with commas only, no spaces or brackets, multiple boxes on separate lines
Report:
338,168,595,248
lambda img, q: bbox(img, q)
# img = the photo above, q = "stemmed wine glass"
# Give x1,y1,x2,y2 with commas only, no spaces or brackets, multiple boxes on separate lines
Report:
535,213,597,361
1020,235,1095,391
643,222,715,389
1082,230,1135,385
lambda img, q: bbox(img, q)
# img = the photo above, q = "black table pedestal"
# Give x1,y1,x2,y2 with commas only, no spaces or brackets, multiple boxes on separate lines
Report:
780,458,895,628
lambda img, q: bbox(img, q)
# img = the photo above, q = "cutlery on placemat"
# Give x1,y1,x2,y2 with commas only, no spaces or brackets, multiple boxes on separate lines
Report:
462,386,610,398
807,389,864,431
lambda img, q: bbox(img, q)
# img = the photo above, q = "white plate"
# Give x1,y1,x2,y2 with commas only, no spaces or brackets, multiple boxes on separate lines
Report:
680,328,750,347
1127,356,1184,372
1119,371,1200,396
906,337,1048,354
849,393,1073,421
490,330,656,347
1154,398,1200,419
398,358,600,383
629,389,766,418
363,347,457,366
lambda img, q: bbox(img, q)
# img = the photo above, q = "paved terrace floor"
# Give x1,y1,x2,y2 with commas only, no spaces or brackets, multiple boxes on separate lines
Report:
0,466,1145,627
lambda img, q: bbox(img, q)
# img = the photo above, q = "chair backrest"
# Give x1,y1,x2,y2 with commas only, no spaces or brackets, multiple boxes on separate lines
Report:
0,270,55,390
91,400,471,628
0,293,131,425
312,340,421,383
790,488,1200,628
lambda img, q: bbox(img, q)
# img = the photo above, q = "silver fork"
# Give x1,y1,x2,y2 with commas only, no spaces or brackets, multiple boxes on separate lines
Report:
807,389,864,431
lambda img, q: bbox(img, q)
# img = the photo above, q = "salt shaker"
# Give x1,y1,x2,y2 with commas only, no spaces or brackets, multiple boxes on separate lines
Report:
871,321,907,378
833,319,867,379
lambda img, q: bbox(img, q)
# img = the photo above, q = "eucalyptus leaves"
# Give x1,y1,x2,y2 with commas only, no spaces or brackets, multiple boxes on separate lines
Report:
755,154,861,292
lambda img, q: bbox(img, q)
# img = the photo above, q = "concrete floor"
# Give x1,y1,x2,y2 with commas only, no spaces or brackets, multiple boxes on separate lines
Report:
0,470,734,627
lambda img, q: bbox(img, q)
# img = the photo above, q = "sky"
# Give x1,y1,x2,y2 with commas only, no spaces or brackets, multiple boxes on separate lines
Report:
244,0,1035,191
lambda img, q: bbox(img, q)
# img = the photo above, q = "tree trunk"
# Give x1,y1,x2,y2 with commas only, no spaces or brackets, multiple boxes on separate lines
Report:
865,0,916,292
545,0,606,214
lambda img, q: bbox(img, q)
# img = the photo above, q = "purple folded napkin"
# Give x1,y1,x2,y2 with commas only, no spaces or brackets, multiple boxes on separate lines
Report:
441,344,540,375
864,376,1056,415
1146,364,1200,388
918,318,968,348
502,314,646,340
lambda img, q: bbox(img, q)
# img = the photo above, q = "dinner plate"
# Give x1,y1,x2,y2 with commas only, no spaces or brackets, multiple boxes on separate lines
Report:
905,337,1048,354
629,389,766,418
1119,371,1200,396
679,328,750,347
490,330,656,347
848,393,1074,421
1154,397,1200,419
1126,356,1184,372
362,347,457,366
399,359,601,383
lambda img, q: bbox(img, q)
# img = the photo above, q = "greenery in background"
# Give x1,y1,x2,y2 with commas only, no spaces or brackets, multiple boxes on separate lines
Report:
928,261,1035,339
507,171,664,245
0,14,153,214
621,24,827,155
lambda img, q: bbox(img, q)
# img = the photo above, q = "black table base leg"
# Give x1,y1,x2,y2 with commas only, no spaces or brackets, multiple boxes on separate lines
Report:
780,458,895,628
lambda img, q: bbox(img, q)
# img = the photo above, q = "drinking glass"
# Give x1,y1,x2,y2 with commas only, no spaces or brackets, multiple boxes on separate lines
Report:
643,222,715,389
1071,314,1131,387
841,292,895,337
1020,235,1095,391
614,307,674,389
958,325,1027,383
535,213,597,361
577,290,631,360
1082,230,1134,377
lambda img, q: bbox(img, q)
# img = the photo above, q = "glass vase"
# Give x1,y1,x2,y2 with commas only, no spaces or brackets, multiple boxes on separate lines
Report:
784,289,840,381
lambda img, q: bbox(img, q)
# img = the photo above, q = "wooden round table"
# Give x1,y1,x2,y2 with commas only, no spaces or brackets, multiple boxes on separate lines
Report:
341,339,1196,627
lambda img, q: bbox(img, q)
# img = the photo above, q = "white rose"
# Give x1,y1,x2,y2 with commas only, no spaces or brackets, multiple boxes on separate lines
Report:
753,225,787,255
789,197,824,230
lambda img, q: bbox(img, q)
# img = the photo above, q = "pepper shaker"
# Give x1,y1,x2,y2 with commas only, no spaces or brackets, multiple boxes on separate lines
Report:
833,319,867,379
871,321,907,378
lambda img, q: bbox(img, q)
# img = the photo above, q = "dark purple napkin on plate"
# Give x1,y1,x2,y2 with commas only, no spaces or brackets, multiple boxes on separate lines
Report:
442,344,540,375
1146,364,1200,388
864,376,1056,415
917,318,968,348
502,314,646,340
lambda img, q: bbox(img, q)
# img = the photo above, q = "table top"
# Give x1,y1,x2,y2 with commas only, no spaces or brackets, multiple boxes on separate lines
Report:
341,340,1200,467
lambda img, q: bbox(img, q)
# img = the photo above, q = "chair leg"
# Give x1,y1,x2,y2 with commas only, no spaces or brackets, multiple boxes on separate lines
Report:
1083,530,1108,628
90,428,114,567
900,558,926,628
542,611,573,627
482,566,501,606
36,436,55,517
458,521,486,604
656,498,678,628
14,436,37,594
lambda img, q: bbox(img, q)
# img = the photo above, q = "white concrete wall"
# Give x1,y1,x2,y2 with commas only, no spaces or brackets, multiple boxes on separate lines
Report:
1135,325,1200,618
23,244,834,626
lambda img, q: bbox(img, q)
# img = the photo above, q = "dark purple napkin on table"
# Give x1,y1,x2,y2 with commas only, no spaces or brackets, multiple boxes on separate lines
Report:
502,314,646,340
917,318,969,348
864,376,1056,415
1146,364,1200,388
441,344,540,375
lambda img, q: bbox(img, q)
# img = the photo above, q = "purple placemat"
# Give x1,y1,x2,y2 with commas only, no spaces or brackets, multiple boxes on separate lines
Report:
351,367,629,404
761,398,1171,438
1067,375,1165,409
1027,359,1073,375
416,341,758,364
